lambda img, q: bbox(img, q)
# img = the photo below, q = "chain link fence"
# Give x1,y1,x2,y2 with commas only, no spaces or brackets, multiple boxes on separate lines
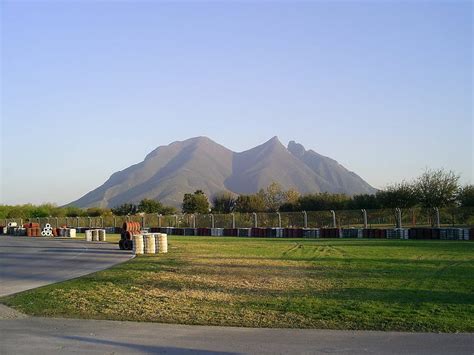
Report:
2,207,473,229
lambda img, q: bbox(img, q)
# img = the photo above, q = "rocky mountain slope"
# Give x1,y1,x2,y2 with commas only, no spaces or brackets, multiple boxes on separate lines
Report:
70,136,376,208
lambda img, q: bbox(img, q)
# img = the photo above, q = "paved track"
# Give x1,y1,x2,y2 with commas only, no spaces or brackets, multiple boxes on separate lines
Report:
0,236,133,297
0,235,472,354
0,316,472,354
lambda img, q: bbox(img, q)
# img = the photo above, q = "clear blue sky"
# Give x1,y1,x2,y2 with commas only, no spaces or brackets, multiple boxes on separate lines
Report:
1,0,472,205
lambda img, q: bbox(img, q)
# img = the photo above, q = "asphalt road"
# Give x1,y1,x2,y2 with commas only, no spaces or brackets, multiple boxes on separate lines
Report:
0,235,472,354
0,316,472,354
0,235,133,297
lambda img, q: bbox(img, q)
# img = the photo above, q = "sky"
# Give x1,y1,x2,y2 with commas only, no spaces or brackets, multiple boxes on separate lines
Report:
1,0,472,206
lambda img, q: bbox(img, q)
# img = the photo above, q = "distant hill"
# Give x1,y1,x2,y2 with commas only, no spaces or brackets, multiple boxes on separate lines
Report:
69,136,376,208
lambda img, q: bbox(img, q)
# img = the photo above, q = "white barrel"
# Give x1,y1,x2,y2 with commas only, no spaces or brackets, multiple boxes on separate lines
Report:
68,228,77,238
7,222,18,227
132,234,144,255
155,233,168,253
91,229,99,241
85,230,93,242
143,234,156,254
98,229,106,242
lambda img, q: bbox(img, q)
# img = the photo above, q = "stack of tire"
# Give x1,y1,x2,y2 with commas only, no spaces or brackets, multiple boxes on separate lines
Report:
24,223,41,237
41,224,54,237
119,222,141,250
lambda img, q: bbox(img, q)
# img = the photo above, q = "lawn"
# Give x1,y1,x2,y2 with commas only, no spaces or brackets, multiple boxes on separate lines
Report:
2,237,473,332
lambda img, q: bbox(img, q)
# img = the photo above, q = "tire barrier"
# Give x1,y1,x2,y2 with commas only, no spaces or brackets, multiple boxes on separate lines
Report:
320,228,341,238
120,222,142,250
136,227,473,241
26,227,41,237
342,229,363,238
143,234,156,254
123,222,140,232
41,224,54,237
132,234,144,254
386,228,409,239
210,228,224,236
98,229,106,241
84,229,105,241
155,233,168,253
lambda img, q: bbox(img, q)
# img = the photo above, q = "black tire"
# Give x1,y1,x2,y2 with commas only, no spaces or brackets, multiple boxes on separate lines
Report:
123,239,133,250
119,239,125,250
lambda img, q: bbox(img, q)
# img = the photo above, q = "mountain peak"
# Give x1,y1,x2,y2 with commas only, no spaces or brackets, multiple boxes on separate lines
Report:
287,141,306,157
69,136,376,208
262,136,282,146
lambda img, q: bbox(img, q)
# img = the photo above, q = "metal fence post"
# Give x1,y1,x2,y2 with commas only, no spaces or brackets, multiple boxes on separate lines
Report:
253,212,258,228
231,213,235,228
330,210,336,228
113,216,116,228
142,215,145,228
158,214,162,227
276,212,281,228
395,208,402,228
361,209,368,228
192,214,196,228
303,211,307,228
174,214,178,227
210,214,214,228
88,217,92,228
434,207,440,228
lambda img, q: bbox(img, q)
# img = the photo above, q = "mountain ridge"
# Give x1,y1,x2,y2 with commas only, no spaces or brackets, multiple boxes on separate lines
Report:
70,136,376,208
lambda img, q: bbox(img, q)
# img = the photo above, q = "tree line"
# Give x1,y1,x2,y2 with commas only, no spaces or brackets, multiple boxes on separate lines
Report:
1,169,473,219
203,169,474,213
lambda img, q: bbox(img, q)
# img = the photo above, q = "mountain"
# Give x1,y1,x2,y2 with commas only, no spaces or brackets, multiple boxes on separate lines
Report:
69,136,376,208
287,141,376,195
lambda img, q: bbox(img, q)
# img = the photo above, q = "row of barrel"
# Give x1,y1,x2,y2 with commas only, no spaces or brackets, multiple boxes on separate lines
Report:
148,227,473,240
0,223,78,238
85,229,107,242
131,233,168,254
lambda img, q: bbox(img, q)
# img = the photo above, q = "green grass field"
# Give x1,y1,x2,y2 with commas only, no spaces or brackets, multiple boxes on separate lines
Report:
2,237,473,332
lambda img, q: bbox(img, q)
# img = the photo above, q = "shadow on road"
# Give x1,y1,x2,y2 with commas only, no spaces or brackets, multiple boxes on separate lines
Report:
59,335,240,354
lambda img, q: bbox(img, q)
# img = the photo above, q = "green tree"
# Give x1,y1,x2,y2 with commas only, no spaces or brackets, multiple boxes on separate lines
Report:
457,185,474,207
86,207,108,217
262,182,286,212
346,194,381,210
65,206,84,217
414,169,460,208
234,194,266,213
298,193,349,211
376,181,417,209
182,190,210,214
212,192,236,213
111,203,137,216
160,206,177,215
138,199,164,214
